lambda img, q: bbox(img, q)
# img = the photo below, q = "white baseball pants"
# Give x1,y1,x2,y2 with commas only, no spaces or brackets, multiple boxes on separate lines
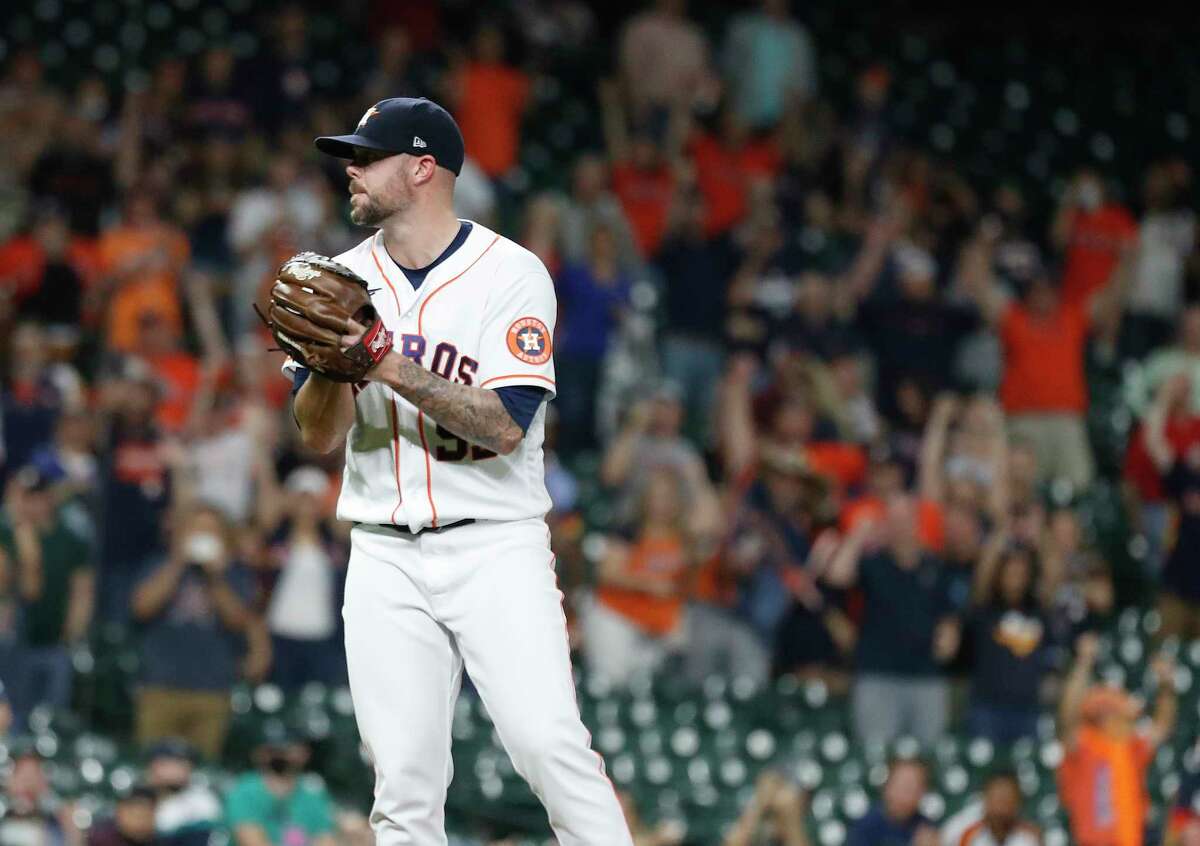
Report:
343,519,633,845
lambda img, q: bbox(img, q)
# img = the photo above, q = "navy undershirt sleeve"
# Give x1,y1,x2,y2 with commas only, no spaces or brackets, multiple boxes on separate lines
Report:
494,386,547,434
291,366,311,395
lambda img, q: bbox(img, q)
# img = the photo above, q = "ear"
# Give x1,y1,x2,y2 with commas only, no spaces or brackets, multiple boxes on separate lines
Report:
410,155,439,186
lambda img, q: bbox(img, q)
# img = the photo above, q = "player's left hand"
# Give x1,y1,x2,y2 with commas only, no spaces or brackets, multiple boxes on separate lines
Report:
260,252,394,383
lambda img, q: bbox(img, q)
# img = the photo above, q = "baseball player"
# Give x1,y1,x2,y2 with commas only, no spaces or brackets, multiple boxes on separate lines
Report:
272,98,634,844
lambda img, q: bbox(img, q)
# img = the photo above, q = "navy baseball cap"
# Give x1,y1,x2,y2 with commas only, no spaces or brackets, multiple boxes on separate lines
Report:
315,97,465,176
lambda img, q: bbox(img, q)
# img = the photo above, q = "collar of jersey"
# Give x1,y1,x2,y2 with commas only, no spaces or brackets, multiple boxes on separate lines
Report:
373,220,489,294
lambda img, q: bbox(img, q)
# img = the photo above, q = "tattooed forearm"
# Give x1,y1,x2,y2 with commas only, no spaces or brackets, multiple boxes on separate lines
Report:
373,354,523,455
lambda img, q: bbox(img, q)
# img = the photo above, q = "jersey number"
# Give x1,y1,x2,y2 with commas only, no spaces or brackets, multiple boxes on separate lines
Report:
433,424,497,462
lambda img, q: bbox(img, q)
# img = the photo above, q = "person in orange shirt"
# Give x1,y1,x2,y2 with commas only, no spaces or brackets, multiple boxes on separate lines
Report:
582,467,694,686
598,79,678,259
688,106,781,237
1051,169,1138,308
450,23,530,180
1058,632,1177,846
98,193,190,353
966,235,1133,490
842,447,945,551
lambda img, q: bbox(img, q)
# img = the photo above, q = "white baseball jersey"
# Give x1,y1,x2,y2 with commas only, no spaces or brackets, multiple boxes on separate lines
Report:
286,221,556,531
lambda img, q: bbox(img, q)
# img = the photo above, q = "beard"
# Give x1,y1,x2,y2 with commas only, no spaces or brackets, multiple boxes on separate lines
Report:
350,195,389,227
350,176,411,227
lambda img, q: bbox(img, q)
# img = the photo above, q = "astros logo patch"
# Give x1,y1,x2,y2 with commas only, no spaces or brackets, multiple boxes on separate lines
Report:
506,317,552,365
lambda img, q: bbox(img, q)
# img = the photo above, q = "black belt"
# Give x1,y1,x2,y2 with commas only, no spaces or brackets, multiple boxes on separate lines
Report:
360,518,475,538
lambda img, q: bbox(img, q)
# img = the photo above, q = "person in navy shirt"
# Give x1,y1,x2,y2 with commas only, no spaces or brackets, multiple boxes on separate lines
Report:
848,758,938,846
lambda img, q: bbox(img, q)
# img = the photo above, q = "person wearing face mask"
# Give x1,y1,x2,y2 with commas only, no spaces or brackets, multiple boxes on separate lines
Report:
1050,168,1137,309
130,504,258,759
224,722,335,846
142,739,221,846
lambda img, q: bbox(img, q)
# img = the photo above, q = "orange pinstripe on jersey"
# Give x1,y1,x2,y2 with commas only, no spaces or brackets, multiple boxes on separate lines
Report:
479,374,557,389
370,241,406,524
370,240,404,318
387,398,403,525
416,410,438,528
412,233,500,528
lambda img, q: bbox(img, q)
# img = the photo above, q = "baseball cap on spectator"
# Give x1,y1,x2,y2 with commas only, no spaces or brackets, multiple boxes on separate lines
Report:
285,466,331,497
144,737,196,765
315,97,465,175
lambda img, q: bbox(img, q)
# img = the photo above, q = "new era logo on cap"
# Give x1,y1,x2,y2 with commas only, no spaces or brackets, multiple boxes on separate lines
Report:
314,97,466,176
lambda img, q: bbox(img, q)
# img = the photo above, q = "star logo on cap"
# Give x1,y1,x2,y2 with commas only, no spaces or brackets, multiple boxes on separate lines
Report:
357,105,381,129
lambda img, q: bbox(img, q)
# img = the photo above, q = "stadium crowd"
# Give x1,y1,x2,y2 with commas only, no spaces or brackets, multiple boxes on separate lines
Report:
1,0,1199,843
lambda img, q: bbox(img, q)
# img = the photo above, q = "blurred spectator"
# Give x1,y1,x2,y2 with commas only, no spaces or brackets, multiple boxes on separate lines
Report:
722,0,817,130
0,747,82,846
97,194,190,354
449,23,530,181
969,243,1131,489
559,154,642,275
87,786,162,846
688,106,781,238
687,448,835,687
1051,169,1138,309
855,226,980,421
1126,305,1200,418
453,158,498,229
724,770,810,846
142,738,221,846
0,209,92,332
824,495,960,749
95,361,176,624
1,465,95,729
938,770,1040,846
582,467,693,686
361,27,426,105
848,758,938,846
618,0,711,121
617,789,685,846
245,5,316,132
1143,374,1200,640
964,535,1056,744
186,47,251,138
1057,632,1177,846
185,388,265,524
228,154,328,335
1124,162,1196,358
1165,744,1200,846
600,385,720,532
2,321,85,477
224,723,335,846
599,79,678,259
28,112,115,238
0,684,11,739
1041,509,1115,645
520,194,562,273
655,176,738,442
255,465,347,690
130,503,259,759
553,224,632,451
918,393,1006,519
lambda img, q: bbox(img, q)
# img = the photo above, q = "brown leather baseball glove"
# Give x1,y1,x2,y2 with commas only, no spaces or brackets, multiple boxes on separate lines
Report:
261,252,393,383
